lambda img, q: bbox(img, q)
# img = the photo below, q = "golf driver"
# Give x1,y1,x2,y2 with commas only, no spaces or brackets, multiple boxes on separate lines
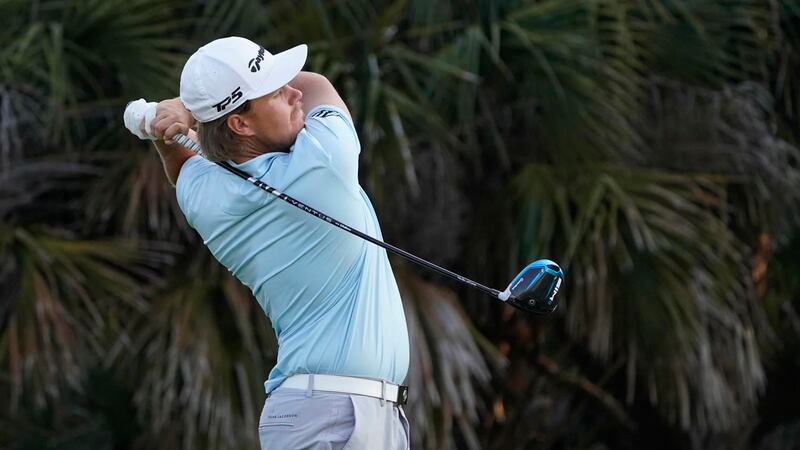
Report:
124,100,563,315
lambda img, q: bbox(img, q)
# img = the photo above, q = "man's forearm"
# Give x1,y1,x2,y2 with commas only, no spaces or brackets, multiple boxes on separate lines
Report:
152,129,198,186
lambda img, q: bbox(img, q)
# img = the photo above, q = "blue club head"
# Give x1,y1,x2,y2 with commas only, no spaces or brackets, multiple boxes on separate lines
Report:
499,259,563,315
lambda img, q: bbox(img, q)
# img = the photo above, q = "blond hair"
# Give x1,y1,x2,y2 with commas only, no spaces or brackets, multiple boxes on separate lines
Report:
196,100,251,162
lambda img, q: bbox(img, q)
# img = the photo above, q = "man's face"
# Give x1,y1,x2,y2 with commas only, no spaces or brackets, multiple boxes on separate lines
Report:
242,84,305,151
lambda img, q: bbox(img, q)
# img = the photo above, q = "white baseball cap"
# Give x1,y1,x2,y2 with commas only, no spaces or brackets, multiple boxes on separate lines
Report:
180,37,307,123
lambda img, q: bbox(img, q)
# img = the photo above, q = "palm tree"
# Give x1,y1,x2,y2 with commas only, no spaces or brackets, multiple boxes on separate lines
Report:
1,1,799,449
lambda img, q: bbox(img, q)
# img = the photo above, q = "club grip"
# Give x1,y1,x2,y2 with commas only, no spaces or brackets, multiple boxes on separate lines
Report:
172,133,203,154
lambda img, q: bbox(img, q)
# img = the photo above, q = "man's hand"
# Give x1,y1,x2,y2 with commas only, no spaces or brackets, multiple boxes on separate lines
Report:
150,98,195,145
124,97,198,187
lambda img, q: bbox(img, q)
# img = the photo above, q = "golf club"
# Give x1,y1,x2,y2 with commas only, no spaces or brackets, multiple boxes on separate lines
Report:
125,101,563,314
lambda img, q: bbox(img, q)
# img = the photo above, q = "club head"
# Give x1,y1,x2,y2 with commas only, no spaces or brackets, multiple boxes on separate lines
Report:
498,259,563,315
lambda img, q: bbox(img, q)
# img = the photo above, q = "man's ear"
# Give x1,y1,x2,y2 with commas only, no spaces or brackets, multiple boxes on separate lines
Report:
226,114,255,137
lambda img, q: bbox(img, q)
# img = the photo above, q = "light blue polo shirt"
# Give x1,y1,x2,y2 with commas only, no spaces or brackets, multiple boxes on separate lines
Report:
175,105,409,393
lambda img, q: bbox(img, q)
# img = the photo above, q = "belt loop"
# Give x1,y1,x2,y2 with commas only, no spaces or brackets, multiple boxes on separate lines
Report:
380,379,387,407
306,374,315,398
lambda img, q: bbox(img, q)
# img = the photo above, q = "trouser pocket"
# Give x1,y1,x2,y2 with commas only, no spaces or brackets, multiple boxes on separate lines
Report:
258,398,298,449
258,389,354,450
343,395,409,449
398,405,410,450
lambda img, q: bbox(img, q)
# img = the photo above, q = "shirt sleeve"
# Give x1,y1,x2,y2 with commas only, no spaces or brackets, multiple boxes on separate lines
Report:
302,105,361,189
175,155,217,226
177,154,276,219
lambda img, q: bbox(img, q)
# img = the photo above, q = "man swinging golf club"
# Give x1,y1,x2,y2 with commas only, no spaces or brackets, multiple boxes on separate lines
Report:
125,37,410,449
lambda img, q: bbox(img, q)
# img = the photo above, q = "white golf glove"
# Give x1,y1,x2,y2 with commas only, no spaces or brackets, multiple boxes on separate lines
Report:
123,98,158,140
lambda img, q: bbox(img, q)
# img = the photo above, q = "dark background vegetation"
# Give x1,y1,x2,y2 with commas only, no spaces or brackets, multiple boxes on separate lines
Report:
2,0,800,449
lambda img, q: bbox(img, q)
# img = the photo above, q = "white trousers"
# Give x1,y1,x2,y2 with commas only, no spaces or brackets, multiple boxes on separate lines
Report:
259,387,410,450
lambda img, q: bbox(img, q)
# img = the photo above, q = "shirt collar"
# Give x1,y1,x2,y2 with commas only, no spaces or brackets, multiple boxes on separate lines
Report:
227,151,284,178
226,130,305,177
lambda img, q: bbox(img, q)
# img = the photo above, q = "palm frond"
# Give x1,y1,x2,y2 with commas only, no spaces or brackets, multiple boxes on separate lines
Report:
0,224,170,411
499,0,647,162
0,158,97,219
116,250,274,450
515,163,770,431
82,149,194,240
397,268,502,450
639,0,775,87
645,81,800,234
0,0,187,154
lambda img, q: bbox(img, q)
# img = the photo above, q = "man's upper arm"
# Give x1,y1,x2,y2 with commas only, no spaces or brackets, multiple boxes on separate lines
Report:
301,105,361,189
289,72,361,186
175,155,217,225
289,72,351,119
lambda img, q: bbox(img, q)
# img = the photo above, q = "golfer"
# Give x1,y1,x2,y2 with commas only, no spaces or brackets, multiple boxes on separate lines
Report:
126,37,410,449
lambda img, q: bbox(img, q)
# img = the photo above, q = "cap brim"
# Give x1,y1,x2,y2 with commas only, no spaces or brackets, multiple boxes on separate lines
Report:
249,44,308,99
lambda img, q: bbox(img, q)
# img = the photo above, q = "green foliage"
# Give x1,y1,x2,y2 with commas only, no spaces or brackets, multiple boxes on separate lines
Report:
114,250,275,450
1,0,800,449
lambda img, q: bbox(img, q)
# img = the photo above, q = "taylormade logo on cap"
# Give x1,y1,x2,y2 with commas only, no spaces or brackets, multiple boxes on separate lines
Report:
249,47,266,72
180,37,308,123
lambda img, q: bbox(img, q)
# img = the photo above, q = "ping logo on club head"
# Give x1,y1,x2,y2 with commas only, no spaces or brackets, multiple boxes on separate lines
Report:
212,87,243,112
248,47,266,72
548,277,562,303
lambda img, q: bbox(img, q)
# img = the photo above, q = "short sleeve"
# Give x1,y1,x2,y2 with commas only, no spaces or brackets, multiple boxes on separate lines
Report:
175,155,217,226
302,105,360,187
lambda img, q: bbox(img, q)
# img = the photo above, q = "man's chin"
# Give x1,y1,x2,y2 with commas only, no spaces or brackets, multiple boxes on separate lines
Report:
293,119,305,136
285,128,302,150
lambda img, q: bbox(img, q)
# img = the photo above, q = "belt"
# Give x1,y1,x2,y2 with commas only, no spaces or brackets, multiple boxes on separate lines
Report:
278,374,409,405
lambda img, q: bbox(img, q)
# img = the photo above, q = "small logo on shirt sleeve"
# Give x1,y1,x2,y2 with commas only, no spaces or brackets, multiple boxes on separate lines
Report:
310,109,340,119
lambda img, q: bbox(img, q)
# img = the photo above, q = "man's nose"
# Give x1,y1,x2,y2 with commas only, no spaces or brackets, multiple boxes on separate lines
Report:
287,86,302,105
